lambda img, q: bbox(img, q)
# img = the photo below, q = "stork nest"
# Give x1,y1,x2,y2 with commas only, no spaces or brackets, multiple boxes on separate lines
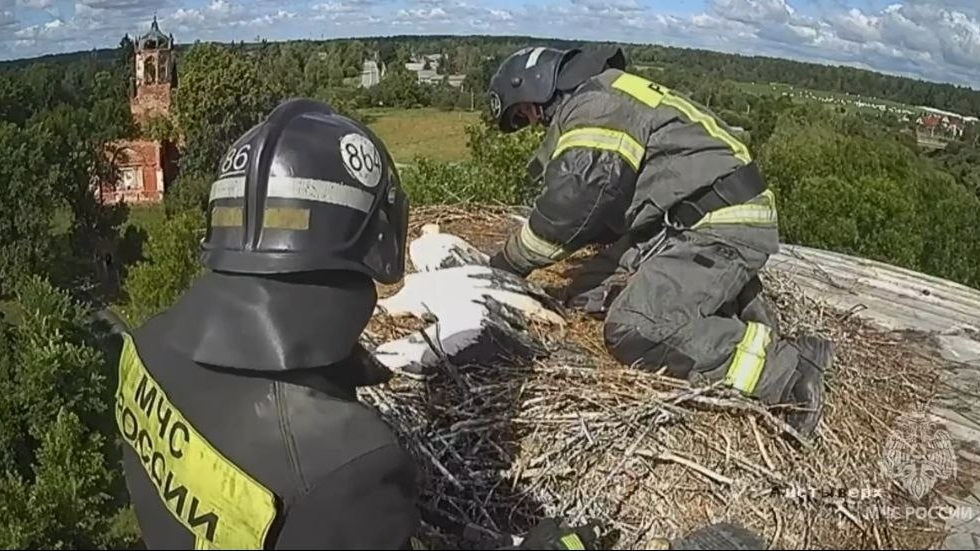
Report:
360,205,974,550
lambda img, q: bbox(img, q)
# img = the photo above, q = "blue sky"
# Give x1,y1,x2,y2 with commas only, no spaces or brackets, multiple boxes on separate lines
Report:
0,0,978,89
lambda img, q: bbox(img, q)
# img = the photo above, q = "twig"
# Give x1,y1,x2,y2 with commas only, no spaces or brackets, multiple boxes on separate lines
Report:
750,417,777,472
638,449,735,486
687,394,812,449
417,441,465,492
572,424,654,524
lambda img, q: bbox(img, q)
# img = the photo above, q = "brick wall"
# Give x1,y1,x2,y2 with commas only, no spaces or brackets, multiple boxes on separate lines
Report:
99,139,167,204
131,83,172,124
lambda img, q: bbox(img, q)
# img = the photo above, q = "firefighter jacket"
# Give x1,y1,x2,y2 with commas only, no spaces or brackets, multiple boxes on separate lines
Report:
110,271,419,550
496,68,776,276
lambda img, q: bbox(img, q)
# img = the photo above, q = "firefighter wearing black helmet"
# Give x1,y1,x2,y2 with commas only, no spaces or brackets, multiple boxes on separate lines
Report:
486,45,834,440
110,98,418,549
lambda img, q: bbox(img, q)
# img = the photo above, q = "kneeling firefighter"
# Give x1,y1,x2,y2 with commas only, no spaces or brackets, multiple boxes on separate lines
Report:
486,45,834,438
107,99,420,549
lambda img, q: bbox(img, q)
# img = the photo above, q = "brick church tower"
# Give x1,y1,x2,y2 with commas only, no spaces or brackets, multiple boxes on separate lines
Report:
100,17,179,204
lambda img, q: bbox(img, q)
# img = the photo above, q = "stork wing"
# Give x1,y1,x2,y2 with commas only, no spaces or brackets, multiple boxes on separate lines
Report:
377,265,565,325
373,300,545,375
409,233,491,272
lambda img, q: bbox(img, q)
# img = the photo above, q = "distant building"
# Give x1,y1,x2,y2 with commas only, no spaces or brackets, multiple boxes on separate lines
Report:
915,107,977,139
358,53,386,88
403,53,466,88
96,17,179,204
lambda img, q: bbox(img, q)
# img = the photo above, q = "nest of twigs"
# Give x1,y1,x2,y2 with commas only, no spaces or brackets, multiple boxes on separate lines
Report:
360,205,970,550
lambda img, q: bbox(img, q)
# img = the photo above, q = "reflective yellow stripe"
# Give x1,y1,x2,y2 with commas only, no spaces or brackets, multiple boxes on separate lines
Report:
518,222,568,260
661,95,751,164
744,188,776,207
560,534,586,550
210,206,311,230
692,190,778,229
611,72,667,107
725,321,772,394
115,333,278,549
553,127,645,171
610,73,752,164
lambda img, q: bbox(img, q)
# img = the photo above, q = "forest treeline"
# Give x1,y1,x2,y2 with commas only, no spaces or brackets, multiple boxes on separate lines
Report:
0,34,978,548
5,33,979,117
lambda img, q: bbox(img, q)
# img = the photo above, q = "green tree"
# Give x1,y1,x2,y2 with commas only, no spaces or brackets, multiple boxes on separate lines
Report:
121,210,205,326
172,43,283,186
0,276,135,549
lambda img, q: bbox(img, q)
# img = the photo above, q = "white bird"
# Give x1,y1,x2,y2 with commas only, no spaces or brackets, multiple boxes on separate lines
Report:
409,223,490,272
371,229,565,376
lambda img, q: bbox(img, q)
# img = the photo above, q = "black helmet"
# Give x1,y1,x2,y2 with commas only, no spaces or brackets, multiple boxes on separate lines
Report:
488,46,577,133
200,98,408,285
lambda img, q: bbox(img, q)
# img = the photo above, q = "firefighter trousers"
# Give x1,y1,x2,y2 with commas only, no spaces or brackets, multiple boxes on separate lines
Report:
568,200,802,404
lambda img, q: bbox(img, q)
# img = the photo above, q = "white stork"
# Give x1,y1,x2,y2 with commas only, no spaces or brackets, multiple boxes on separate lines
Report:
409,223,490,272
371,228,565,376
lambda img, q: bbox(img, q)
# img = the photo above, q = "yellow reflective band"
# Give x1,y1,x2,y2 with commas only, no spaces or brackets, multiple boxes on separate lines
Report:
660,94,752,164
691,190,777,229
115,333,278,549
611,72,667,108
746,189,776,207
210,206,243,227
610,73,752,164
263,207,310,230
518,222,568,260
209,206,312,231
692,205,777,229
560,534,587,550
553,127,645,171
725,321,773,394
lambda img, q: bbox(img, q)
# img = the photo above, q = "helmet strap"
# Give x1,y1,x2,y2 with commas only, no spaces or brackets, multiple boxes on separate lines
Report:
540,92,564,126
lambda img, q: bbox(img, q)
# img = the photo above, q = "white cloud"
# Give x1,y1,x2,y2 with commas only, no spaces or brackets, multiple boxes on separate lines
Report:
0,0,977,91
17,0,54,9
0,0,16,32
711,0,795,25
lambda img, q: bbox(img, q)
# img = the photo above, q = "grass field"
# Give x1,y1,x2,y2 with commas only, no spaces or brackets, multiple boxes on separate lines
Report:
120,108,480,228
365,108,480,164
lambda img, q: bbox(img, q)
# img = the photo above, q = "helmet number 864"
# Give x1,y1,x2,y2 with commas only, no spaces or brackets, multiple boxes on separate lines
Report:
341,133,383,189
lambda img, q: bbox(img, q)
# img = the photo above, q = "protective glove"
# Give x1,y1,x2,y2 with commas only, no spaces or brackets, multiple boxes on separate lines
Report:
518,518,600,550
489,249,532,278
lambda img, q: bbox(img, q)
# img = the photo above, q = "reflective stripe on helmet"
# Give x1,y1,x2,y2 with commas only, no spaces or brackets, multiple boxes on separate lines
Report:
209,176,375,213
552,127,645,171
610,73,752,164
210,206,312,230
724,321,772,394
525,46,547,68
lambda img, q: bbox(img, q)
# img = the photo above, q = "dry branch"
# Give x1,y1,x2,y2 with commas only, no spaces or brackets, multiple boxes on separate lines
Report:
359,205,966,550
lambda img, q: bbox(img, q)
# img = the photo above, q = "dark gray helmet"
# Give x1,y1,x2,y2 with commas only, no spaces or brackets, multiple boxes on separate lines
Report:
200,98,409,284
488,46,577,133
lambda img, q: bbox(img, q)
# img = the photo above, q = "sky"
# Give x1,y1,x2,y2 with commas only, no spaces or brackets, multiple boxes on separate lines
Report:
0,0,977,89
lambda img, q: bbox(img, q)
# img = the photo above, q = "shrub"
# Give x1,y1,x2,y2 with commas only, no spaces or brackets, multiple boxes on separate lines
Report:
0,276,136,549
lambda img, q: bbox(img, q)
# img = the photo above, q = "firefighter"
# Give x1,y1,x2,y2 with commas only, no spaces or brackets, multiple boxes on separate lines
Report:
101,97,602,551
486,45,834,438
108,98,419,549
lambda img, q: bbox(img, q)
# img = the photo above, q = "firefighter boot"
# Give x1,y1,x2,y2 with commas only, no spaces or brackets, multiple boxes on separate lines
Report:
784,335,835,438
